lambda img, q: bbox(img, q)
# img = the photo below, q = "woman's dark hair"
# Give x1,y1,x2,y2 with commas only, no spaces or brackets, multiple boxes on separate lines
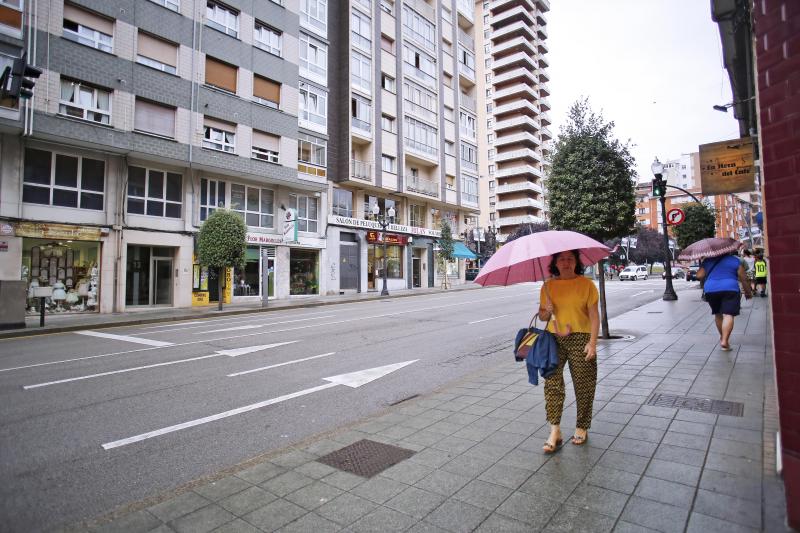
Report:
548,249,585,276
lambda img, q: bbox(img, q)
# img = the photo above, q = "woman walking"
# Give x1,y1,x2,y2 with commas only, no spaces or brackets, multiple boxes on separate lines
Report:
538,250,600,452
698,252,752,350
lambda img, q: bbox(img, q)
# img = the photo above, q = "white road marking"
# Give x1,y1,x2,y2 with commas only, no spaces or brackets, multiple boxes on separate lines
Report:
227,352,335,377
468,314,511,324
23,341,297,389
138,312,335,335
75,331,173,347
203,325,263,333
632,290,654,297
138,320,208,329
1,294,519,374
102,360,418,449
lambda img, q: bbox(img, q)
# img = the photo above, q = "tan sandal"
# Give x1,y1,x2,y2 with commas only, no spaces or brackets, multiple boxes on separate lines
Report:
571,434,588,446
543,438,563,454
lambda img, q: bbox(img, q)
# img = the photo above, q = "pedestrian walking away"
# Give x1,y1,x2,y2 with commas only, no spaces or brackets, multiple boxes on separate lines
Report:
698,252,752,351
754,253,768,297
742,249,756,292
538,250,600,453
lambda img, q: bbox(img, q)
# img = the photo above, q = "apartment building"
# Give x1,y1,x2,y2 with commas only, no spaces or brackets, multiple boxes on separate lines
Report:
323,0,481,293
475,0,550,240
0,0,329,317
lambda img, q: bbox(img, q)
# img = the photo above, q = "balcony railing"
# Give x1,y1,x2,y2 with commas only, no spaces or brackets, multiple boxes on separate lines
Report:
461,191,479,205
456,0,474,23
457,27,474,51
352,116,372,134
461,159,478,172
406,174,439,197
459,93,477,111
351,159,373,182
404,136,438,157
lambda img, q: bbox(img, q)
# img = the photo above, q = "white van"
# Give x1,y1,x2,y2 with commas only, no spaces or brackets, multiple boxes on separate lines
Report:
619,265,648,281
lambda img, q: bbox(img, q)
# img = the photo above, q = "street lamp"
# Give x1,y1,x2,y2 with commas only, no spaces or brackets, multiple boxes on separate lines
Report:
651,157,678,301
370,203,395,296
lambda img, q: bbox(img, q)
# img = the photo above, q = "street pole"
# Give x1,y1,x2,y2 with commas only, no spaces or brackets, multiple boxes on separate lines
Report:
381,223,389,296
652,158,677,301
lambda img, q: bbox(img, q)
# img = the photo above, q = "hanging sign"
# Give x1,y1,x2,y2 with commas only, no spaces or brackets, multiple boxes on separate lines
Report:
699,137,756,194
283,209,298,243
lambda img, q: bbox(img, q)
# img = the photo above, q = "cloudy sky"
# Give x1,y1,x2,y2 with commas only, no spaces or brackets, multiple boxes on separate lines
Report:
546,0,742,182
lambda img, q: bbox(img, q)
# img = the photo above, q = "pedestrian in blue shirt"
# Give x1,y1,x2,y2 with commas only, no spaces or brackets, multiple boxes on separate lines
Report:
697,252,752,351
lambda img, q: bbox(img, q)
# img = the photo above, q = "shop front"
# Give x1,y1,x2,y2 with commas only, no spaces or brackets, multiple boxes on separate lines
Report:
15,222,104,315
366,231,407,291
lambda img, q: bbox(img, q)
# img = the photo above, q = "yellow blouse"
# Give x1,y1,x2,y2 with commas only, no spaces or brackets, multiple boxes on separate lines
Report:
539,276,599,334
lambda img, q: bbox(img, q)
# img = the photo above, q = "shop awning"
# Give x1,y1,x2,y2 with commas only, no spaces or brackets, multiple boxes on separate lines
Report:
452,241,477,260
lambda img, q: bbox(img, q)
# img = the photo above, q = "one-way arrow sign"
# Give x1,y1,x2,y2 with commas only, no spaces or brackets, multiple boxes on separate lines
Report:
102,360,419,450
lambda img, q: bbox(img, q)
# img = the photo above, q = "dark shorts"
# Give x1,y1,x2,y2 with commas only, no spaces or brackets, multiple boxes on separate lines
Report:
706,291,741,316
755,276,767,285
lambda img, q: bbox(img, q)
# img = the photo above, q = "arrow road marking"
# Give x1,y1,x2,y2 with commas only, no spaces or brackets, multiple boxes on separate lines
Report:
227,352,335,377
75,331,173,347
102,360,418,450
468,314,510,324
22,341,298,390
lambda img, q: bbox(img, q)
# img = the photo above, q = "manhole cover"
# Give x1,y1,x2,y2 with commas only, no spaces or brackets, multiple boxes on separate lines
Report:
317,439,415,478
646,393,744,417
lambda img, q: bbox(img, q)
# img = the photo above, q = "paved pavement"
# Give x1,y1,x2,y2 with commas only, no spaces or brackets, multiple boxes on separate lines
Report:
61,291,790,533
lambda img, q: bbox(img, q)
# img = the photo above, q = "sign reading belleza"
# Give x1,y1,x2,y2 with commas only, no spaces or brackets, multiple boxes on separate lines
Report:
699,137,756,195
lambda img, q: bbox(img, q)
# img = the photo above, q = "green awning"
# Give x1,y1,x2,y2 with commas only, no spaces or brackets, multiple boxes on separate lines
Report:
452,241,477,259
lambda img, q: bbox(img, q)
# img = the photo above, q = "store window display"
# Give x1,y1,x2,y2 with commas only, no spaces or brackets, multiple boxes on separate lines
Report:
22,238,101,314
289,249,319,295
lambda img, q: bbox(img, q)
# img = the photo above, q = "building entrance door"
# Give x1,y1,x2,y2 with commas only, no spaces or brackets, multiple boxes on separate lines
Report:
340,243,359,290
152,257,173,305
412,256,421,288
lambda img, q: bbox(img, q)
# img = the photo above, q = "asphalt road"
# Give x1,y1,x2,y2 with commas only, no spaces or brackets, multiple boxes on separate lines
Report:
0,278,698,532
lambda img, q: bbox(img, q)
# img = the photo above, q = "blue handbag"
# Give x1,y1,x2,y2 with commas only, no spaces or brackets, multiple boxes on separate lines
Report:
514,313,559,386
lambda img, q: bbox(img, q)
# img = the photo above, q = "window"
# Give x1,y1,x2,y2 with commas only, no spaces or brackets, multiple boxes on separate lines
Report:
300,33,327,81
254,22,282,56
363,195,399,223
462,174,478,203
444,140,455,156
381,74,395,93
489,180,495,189
148,0,179,11
381,114,396,133
297,133,326,178
409,204,423,227
487,133,494,143
351,51,371,92
203,119,235,153
488,148,495,159
291,194,318,232
127,166,182,218
0,53,18,108
460,142,477,171
488,164,496,174
200,178,226,221
59,79,111,124
459,111,476,139
300,0,327,36
380,0,394,14
381,155,396,173
458,46,475,78
402,5,434,51
445,174,455,190
0,0,23,33
351,11,371,51
205,56,237,93
380,35,395,54
402,44,436,87
136,32,177,74
403,80,437,123
231,184,274,227
332,188,353,217
134,99,175,138
351,96,371,133
62,4,113,53
23,148,104,210
252,130,280,163
298,82,327,129
206,1,238,37
253,75,280,108
404,116,437,155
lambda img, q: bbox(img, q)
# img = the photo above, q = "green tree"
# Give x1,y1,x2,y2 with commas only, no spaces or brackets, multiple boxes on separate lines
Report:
547,98,637,338
629,228,666,268
673,202,716,250
437,219,455,289
197,209,247,310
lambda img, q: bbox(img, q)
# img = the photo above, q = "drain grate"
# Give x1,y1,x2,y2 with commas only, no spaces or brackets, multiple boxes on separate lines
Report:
646,393,744,417
317,439,415,478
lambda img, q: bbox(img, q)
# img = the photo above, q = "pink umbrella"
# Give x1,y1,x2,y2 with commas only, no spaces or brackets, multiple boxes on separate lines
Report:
677,237,741,261
474,230,611,286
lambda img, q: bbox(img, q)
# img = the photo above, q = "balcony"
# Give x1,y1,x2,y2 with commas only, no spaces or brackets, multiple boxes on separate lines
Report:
491,35,536,57
490,20,535,42
491,5,535,27
403,62,437,89
351,159,374,183
351,116,372,137
497,214,546,227
538,68,550,83
492,51,536,71
494,114,539,133
456,0,474,24
495,163,543,179
457,27,474,51
494,98,540,117
489,0,536,13
496,180,543,194
541,126,552,140
538,40,549,55
493,81,537,101
404,137,439,159
537,0,551,12
404,99,438,125
495,147,541,164
539,97,551,111
459,62,476,83
537,24,548,39
461,191,479,206
492,66,536,86
406,174,439,197
459,92,477,112
460,158,478,172
496,197,544,210
406,0,435,20
494,130,540,149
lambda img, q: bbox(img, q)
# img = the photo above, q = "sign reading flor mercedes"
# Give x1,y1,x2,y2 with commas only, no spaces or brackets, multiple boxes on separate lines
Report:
327,216,441,237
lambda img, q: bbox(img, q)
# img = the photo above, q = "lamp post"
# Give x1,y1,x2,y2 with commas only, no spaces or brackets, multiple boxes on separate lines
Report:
371,203,395,296
651,158,678,301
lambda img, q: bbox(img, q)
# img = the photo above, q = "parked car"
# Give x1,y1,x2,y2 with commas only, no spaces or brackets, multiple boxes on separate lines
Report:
619,265,648,281
686,265,700,281
662,267,685,280
465,268,480,281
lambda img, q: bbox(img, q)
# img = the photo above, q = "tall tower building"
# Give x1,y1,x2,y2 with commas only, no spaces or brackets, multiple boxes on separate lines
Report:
324,0,481,292
476,0,551,240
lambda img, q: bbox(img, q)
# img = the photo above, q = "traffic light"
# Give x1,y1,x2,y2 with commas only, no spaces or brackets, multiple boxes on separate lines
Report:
2,53,41,101
651,177,665,198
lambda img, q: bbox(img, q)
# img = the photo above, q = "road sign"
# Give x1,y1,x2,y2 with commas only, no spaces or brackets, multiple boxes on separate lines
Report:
666,208,685,225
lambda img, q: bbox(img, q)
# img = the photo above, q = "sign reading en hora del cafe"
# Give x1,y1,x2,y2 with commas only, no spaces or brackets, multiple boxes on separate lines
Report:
327,215,441,238
699,137,757,195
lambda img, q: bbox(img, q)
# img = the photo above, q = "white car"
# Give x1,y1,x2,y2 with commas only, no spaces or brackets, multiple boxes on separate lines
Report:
619,265,648,281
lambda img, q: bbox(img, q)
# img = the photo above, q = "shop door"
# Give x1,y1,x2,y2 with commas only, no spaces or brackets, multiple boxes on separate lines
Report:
152,258,173,305
340,243,359,290
412,256,421,288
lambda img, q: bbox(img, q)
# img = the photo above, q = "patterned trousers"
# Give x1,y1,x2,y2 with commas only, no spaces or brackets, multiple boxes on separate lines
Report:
544,332,597,429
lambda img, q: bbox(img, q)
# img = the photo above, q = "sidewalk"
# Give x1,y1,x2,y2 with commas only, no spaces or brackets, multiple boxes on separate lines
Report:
0,283,481,339
70,291,791,533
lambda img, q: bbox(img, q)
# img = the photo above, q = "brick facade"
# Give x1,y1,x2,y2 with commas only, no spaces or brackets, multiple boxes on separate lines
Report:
753,0,800,528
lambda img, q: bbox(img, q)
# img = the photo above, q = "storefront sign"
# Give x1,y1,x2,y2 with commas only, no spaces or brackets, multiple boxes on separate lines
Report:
366,231,409,245
191,291,209,306
15,222,102,241
328,215,441,237
246,233,285,245
0,223,13,235
699,137,756,194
